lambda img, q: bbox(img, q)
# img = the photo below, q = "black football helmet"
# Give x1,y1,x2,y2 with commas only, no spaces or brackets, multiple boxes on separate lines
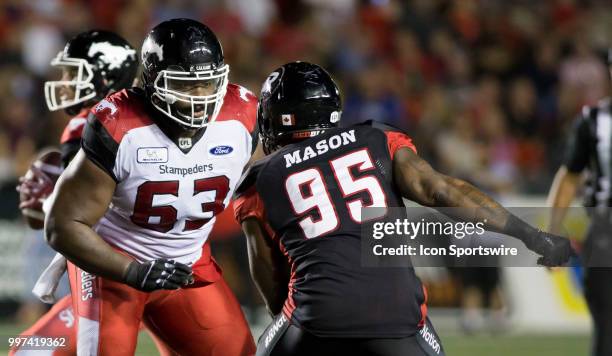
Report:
258,61,342,154
44,30,138,115
141,18,229,129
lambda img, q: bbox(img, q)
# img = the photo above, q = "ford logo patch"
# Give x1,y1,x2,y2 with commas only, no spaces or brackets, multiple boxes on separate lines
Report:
210,145,233,155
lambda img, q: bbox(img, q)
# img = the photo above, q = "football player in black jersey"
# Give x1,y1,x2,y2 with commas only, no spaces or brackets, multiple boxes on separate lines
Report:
234,61,574,356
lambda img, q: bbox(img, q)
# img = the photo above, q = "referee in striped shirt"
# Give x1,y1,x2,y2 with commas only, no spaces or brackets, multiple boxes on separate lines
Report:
547,49,612,356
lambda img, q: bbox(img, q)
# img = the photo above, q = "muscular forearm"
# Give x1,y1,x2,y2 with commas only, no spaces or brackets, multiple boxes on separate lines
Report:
395,148,512,231
249,255,288,315
395,151,520,235
427,174,558,250
243,218,289,315
45,151,131,282
46,218,133,282
434,175,559,251
431,175,512,232
417,173,571,265
394,147,572,264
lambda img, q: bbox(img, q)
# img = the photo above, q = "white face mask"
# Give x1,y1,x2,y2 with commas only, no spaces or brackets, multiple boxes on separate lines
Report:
44,51,96,111
150,64,230,128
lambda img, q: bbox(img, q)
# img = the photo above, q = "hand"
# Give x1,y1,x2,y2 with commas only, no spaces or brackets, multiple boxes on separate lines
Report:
524,232,574,267
16,165,55,210
124,259,193,292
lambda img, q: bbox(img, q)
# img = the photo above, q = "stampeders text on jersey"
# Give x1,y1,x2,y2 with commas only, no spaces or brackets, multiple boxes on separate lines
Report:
159,163,214,177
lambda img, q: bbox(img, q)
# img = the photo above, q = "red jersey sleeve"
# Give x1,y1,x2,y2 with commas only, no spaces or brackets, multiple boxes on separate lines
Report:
234,185,278,242
89,89,152,144
81,89,152,180
59,110,88,144
385,131,417,159
233,185,266,223
216,84,259,153
217,84,257,133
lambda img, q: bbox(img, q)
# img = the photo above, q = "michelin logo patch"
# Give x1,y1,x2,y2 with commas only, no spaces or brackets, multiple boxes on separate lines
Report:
209,145,234,156
137,147,168,163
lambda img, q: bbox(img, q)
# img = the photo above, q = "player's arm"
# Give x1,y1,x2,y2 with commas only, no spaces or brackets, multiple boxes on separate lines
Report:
46,152,191,292
392,147,573,265
241,218,289,315
393,148,508,224
45,150,129,279
234,171,289,315
60,138,81,168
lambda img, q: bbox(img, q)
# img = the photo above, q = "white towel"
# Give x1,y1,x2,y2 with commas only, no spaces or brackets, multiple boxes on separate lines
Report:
32,253,67,304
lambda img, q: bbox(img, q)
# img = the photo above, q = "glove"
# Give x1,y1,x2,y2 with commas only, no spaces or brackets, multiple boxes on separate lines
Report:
523,231,574,267
124,259,194,292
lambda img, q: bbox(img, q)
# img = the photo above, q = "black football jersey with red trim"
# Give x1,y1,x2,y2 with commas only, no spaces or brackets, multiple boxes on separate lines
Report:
234,122,428,338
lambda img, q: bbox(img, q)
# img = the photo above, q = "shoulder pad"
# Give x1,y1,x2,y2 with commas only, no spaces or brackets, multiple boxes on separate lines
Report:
60,116,87,144
216,83,258,133
356,119,410,135
90,88,152,144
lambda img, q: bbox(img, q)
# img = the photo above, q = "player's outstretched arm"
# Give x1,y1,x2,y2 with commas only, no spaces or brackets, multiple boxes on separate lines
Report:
392,147,573,266
45,150,132,280
241,218,289,316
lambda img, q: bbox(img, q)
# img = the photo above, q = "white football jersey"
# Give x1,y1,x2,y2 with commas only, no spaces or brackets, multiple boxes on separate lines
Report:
81,84,257,265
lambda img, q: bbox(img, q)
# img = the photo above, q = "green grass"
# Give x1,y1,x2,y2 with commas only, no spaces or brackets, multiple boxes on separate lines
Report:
440,333,589,356
135,332,590,356
1,321,589,356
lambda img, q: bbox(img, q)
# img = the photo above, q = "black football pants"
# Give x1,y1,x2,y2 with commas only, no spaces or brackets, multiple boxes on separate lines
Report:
257,314,445,356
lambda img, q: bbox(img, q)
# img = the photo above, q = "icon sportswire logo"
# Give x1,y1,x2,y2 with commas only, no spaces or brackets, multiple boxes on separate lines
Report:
209,145,233,156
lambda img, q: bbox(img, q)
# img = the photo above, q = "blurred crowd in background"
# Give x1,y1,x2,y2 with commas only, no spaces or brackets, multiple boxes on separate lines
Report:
0,0,610,196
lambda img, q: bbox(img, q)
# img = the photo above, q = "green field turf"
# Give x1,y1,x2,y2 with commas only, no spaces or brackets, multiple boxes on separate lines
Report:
136,332,589,356
0,322,589,355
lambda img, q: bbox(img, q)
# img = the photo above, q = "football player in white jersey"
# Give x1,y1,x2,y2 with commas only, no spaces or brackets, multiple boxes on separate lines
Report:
45,19,258,355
